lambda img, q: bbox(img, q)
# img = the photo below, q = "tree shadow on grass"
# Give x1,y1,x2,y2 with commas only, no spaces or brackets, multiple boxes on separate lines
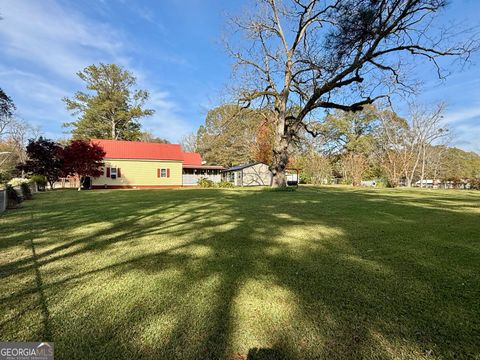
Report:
0,188,479,359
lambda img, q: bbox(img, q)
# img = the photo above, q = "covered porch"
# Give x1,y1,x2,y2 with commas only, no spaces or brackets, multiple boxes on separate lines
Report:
182,165,225,186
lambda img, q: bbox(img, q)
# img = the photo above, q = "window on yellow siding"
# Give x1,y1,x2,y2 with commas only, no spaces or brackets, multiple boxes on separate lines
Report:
160,169,167,178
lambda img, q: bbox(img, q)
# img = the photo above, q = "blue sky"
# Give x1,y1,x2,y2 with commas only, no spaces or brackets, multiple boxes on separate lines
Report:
0,0,479,153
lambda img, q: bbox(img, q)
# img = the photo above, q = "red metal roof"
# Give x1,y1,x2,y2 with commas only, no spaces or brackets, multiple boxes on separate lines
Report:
182,152,203,166
91,139,184,161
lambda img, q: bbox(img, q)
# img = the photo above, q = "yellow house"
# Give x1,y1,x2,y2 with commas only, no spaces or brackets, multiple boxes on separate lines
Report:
90,139,185,189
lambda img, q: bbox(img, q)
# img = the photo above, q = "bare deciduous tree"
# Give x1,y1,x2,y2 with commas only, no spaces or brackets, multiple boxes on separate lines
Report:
424,144,448,186
339,152,369,186
376,103,449,187
375,108,410,187
404,103,448,187
227,0,477,187
0,117,40,179
180,132,199,153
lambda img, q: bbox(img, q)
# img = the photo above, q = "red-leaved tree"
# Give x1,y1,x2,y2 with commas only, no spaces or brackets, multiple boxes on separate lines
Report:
62,140,105,190
252,119,274,165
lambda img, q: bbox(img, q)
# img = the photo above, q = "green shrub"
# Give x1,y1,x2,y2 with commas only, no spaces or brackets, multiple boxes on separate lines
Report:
198,178,215,188
30,174,47,191
20,182,33,200
6,184,22,208
218,181,234,188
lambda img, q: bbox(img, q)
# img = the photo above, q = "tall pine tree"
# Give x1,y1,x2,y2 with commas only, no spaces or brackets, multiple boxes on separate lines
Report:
63,63,154,140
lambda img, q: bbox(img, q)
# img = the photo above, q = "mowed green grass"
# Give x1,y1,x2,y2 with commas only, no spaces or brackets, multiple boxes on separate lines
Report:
0,187,479,360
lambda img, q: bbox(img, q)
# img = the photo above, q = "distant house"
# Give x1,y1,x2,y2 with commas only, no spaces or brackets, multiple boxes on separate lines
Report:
90,139,223,189
222,163,298,187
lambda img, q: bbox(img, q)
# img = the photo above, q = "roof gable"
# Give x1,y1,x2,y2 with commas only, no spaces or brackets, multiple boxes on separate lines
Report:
182,152,202,166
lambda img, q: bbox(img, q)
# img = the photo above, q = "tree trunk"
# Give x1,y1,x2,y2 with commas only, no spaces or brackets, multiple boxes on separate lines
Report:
270,110,289,188
405,148,421,187
405,169,413,187
271,142,289,187
111,120,116,139
420,145,426,188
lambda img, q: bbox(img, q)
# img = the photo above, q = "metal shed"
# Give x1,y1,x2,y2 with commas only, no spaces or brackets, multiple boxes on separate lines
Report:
222,163,273,186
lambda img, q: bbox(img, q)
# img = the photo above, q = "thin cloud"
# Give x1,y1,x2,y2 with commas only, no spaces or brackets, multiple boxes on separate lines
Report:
143,90,195,141
444,105,480,125
450,121,480,153
0,66,70,130
0,68,69,104
0,0,192,141
0,0,123,80
443,103,480,153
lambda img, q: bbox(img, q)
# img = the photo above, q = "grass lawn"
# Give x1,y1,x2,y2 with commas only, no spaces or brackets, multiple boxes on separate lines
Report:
0,187,479,359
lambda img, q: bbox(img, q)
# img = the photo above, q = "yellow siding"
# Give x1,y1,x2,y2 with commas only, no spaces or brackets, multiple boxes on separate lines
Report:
91,159,183,187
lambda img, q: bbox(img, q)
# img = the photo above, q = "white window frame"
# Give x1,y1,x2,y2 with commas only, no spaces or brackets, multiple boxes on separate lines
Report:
110,167,117,179
160,168,167,178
